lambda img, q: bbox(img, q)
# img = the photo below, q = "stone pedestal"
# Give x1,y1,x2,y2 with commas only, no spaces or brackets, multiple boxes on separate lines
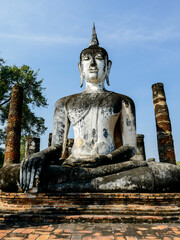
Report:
152,83,176,164
4,84,23,166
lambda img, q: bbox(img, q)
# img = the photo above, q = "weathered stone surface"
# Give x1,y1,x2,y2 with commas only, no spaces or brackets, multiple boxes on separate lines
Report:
147,158,155,162
66,138,74,157
40,161,180,193
4,84,23,166
152,83,176,164
62,144,136,167
52,91,136,161
41,166,153,193
48,133,52,147
136,134,146,161
41,160,148,188
25,137,40,158
0,164,20,192
1,159,180,193
20,145,62,192
148,162,180,192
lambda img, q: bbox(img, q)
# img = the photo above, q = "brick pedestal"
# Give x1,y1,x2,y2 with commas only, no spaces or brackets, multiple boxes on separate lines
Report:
0,192,180,224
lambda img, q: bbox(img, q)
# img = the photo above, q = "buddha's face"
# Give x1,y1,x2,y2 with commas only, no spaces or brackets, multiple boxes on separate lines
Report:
79,47,111,86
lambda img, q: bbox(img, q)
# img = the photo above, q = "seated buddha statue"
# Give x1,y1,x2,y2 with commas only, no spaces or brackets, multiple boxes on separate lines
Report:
0,24,180,193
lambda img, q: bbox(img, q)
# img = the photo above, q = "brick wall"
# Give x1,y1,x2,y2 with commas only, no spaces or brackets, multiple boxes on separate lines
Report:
0,192,180,223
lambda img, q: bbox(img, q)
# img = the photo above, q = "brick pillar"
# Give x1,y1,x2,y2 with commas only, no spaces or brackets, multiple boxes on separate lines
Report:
152,83,176,164
136,134,146,161
4,84,23,166
25,137,40,158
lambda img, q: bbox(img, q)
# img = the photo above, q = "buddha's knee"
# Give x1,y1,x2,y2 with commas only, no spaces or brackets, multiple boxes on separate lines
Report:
0,164,20,192
88,164,180,192
148,162,180,192
94,166,154,192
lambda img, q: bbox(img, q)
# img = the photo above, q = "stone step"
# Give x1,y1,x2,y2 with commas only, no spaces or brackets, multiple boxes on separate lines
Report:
1,205,180,216
1,213,180,224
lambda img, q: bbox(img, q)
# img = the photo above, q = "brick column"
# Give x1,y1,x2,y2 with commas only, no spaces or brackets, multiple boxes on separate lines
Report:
136,134,146,161
4,84,23,166
152,83,176,164
25,137,40,158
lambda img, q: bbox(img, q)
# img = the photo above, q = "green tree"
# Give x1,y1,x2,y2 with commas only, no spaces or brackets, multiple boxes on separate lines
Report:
0,147,4,168
20,136,26,162
0,58,48,164
0,129,5,167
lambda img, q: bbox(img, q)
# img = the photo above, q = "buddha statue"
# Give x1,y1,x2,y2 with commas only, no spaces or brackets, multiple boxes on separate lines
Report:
0,25,180,193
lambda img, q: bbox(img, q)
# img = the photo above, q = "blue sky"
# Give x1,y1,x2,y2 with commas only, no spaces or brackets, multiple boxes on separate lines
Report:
0,0,180,161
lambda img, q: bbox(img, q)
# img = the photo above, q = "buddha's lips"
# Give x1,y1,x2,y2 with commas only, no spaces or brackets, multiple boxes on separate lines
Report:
88,68,99,73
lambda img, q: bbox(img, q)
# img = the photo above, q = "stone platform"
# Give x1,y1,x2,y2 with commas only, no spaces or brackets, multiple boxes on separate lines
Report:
0,192,180,224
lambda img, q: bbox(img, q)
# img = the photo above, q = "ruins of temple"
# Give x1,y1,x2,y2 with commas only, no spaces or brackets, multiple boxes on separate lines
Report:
0,25,180,224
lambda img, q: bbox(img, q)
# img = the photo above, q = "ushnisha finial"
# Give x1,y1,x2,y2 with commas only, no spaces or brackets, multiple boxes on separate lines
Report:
89,23,99,46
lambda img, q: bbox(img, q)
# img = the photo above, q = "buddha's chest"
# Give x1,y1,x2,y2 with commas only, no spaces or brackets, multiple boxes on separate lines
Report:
66,92,121,127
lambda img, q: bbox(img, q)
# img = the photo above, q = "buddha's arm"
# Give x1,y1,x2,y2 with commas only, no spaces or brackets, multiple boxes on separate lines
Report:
94,102,137,166
120,99,137,149
52,98,70,158
20,98,69,192
94,98,137,166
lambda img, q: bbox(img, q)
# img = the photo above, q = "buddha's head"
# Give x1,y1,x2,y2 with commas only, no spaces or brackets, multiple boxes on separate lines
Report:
79,24,112,88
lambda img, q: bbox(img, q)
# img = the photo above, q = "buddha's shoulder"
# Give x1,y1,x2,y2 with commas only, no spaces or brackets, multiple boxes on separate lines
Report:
110,91,135,106
54,92,82,107
54,91,135,107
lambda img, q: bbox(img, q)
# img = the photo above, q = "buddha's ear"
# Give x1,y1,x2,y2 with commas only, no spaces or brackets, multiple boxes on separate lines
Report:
106,60,112,86
78,62,84,88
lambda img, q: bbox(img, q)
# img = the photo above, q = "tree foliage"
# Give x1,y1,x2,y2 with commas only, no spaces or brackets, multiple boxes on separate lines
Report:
0,147,4,168
20,136,26,162
0,58,48,143
0,128,5,167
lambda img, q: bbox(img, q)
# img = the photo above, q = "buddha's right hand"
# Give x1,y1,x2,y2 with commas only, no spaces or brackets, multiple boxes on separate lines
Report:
20,151,46,192
20,144,62,192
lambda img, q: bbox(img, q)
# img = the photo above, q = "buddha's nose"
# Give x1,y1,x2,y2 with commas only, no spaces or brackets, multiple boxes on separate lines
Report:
90,57,96,67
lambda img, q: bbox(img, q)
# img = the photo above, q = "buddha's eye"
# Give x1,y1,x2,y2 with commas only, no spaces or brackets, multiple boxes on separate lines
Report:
95,54,104,60
82,55,89,60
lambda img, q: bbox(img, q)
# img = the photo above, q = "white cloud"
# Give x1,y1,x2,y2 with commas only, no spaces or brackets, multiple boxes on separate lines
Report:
0,32,87,45
1,25,179,48
104,26,180,46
